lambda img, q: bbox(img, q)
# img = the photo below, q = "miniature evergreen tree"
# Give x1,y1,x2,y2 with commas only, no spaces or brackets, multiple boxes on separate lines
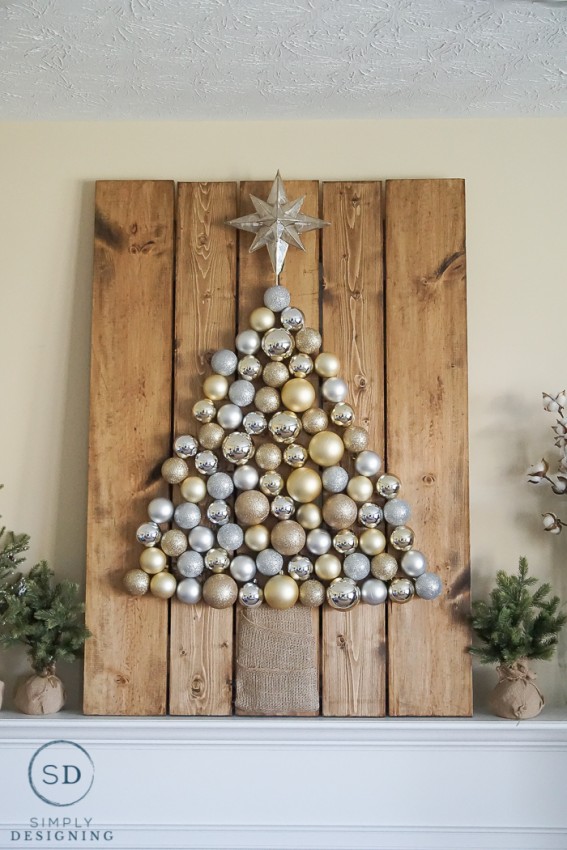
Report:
0,487,30,611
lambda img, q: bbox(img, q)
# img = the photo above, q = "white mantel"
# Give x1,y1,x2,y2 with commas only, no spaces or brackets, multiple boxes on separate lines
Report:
1,712,567,850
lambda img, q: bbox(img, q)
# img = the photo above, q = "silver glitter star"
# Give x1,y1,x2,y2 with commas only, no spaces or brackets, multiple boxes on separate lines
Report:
227,172,329,276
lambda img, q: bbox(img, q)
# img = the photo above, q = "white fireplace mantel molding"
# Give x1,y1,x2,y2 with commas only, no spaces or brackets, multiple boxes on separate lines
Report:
1,711,567,850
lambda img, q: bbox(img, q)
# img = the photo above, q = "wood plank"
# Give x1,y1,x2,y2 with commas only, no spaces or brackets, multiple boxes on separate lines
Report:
84,180,174,715
169,182,237,716
321,182,386,717
385,179,472,716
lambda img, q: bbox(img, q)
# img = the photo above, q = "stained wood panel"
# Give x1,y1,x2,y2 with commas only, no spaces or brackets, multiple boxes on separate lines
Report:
84,181,174,715
385,179,472,716
321,182,386,717
169,182,238,715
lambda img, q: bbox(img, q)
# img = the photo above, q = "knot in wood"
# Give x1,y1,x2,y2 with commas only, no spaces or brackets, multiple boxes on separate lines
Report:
191,676,204,697
337,634,347,650
355,374,367,390
422,473,436,485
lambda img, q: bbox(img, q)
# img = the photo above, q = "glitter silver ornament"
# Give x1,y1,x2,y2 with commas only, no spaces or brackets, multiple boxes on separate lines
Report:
236,329,261,355
390,525,415,552
192,399,216,423
243,411,267,435
230,554,257,583
222,431,255,465
188,525,215,553
401,549,427,578
211,349,238,376
239,581,264,608
389,577,415,603
207,500,231,526
233,464,259,490
271,495,296,520
330,403,355,427
177,550,204,578
361,578,388,605
205,547,231,573
322,465,349,493
238,354,262,381
136,522,161,547
358,502,383,528
343,553,371,581
207,472,234,500
327,578,361,610
283,443,308,468
176,578,202,605
384,499,412,527
355,450,382,477
269,411,301,443
260,471,284,496
280,306,305,332
289,353,313,377
415,572,443,600
371,553,399,581
306,528,332,555
194,450,218,476
264,285,291,312
229,379,255,408
256,548,284,577
333,529,358,554
288,555,313,581
217,403,243,430
174,434,199,459
376,474,401,499
262,327,294,361
148,497,175,524
322,377,348,403
173,502,201,530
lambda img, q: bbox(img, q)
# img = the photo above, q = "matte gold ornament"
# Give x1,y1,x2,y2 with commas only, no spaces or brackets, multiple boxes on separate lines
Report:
296,503,322,530
286,467,322,503
180,476,207,503
330,402,355,427
314,553,342,581
235,490,270,525
269,411,302,444
359,528,387,556
333,529,358,554
322,494,358,529
262,328,294,361
308,431,344,467
123,568,150,596
203,374,228,401
390,525,415,551
161,529,188,557
198,422,224,450
302,407,328,434
326,577,361,610
315,352,340,378
204,547,231,573
371,553,399,581
255,442,282,471
250,306,276,332
139,547,167,575
299,579,326,607
264,573,299,609
150,571,177,599
288,555,313,581
347,475,374,503
376,473,401,499
222,431,255,465
343,425,369,453
203,573,238,609
388,577,415,604
238,355,262,381
263,361,289,388
296,327,321,355
283,443,308,468
245,524,270,552
289,353,313,377
255,386,281,414
271,520,306,556
161,457,189,484
192,398,216,423
260,471,284,496
281,378,316,413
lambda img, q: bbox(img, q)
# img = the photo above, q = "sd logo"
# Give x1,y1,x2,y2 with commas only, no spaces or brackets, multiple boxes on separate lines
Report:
28,740,94,806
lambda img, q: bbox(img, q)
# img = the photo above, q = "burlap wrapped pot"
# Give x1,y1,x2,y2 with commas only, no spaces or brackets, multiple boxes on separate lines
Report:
490,658,544,720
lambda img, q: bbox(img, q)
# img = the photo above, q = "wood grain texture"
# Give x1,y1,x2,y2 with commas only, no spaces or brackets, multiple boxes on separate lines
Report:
169,182,238,715
385,179,472,717
321,182,386,717
84,181,174,715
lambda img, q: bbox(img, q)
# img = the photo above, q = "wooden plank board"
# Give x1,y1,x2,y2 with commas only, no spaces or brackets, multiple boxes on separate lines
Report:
169,182,238,715
385,179,473,716
84,180,174,715
321,182,387,717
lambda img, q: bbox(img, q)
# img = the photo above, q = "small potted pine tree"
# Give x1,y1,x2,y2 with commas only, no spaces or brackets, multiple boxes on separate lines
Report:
471,557,566,719
0,502,30,710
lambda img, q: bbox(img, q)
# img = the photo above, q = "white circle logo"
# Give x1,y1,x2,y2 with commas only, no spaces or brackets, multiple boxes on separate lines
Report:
28,740,95,807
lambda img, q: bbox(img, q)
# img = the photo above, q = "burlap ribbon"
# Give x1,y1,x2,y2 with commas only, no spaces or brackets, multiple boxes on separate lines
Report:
490,658,544,720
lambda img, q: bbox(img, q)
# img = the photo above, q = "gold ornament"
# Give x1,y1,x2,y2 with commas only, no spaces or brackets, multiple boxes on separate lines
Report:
245,524,270,552
296,503,322,530
203,373,228,401
289,353,313,377
250,306,276,332
150,571,177,599
314,553,342,581
255,386,280,414
390,525,415,551
161,457,189,484
283,443,308,468
264,574,299,609
203,573,238,608
308,431,344,467
255,443,282,471
343,425,369,453
347,475,374,503
302,407,329,434
331,403,355,427
371,553,399,581
123,568,150,596
235,490,270,525
333,528,358,554
198,422,224,450
192,398,216,423
389,577,415,604
359,528,386,556
314,352,340,378
322,493,358,529
260,471,284,496
281,378,316,413
180,476,207,503
269,411,301,443
263,361,289,388
286,467,322,503
161,529,188,557
299,579,326,607
296,327,322,355
139,548,167,575
271,520,306,556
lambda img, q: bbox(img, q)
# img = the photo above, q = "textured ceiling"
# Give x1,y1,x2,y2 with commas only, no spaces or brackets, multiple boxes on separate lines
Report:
0,0,566,120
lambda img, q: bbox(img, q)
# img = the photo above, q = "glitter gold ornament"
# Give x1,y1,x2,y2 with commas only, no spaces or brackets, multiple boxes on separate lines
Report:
322,494,357,529
269,411,301,443
203,373,228,401
150,571,177,599
180,476,207,503
161,529,188,557
308,431,344,467
198,422,224,450
283,443,308,468
139,547,167,575
255,386,281,414
281,378,316,413
299,579,326,607
314,553,342,581
203,573,238,609
330,403,355,427
271,520,306,556
245,524,270,552
161,457,189,484
347,475,374,503
359,528,386,556
250,306,276,332
192,398,216,423
286,467,322,503
302,407,328,434
296,327,321,355
314,352,340,378
255,443,282,471
123,568,150,596
235,490,270,525
263,361,289,388
296,503,322,530
343,425,369,453
264,574,299,610
371,553,399,581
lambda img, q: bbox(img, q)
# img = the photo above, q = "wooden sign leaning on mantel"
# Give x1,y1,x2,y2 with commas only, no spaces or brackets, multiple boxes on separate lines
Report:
84,177,472,718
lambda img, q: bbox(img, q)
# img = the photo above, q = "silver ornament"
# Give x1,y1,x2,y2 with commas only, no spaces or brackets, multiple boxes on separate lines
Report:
283,443,308,468
322,465,349,493
256,548,284,577
289,353,313,377
322,377,348,403
217,403,243,430
260,471,284,496
306,528,332,555
327,578,361,610
222,431,254,465
148,497,175,524
389,577,415,604
230,554,257,583
390,525,415,552
173,502,201,530
376,474,401,499
207,472,234,500
262,328,294,361
415,572,443,600
239,581,264,608
243,411,267,435
358,502,383,528
195,450,218,476
271,495,296,520
188,525,215,553
235,329,261,355
238,354,262,381
174,434,198,459
333,529,358,554
343,553,371,581
330,403,355,427
288,555,313,581
264,285,291,312
177,550,204,578
211,349,238,376
355,450,382,477
193,399,216,423
269,411,301,443
233,464,259,490
361,578,388,605
176,578,202,605
205,547,231,573
228,379,255,408
401,549,427,578
207,500,231,526
281,306,305,332
384,499,412,526
136,522,161,547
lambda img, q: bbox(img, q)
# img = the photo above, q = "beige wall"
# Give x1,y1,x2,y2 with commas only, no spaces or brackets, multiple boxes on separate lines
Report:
1,119,566,710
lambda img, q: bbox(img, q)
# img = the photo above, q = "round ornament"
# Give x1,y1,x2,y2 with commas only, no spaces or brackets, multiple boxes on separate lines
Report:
161,530,188,557
188,525,215,553
376,473,401,499
296,503,322,530
343,553,371,581
174,434,199,459
263,361,289,388
271,520,306,556
264,285,291,312
217,404,243,430
198,422,224,450
244,524,270,552
207,500,231,526
239,582,264,608
238,354,262,381
347,476,374,503
256,548,284,577
123,568,150,596
195,450,218,476
296,327,321,355
235,329,261,355
235,490,270,525
333,529,358,555
383,499,412,526
299,579,326,608
264,574,299,610
415,572,443,600
286,467,322,503
322,465,349,493
262,328,294,361
150,571,177,599
288,555,313,581
390,525,415,552
306,528,332,555
355,450,382,477
192,399,216,423
322,494,357,529
203,574,238,609
327,578,361,610
359,528,386,556
230,555,257,583
222,431,254,465
271,495,295,520
217,523,244,552
315,352,340,378
233,464,259,490
228,379,255,408
343,425,369,453
260,471,284,496
361,578,388,606
289,353,313,377
211,349,238,376
255,387,281,414
250,306,276,332
140,547,167,575
314,553,342,582
269,411,301,443
281,306,305,332
302,407,328,434
136,522,161,547
177,550,205,578
255,443,282,471
207,472,234,500
358,502,383,528
176,578,202,605
371,553,399,581
281,378,316,412
203,374,228,401
174,502,201,530
308,431,344,467
161,457,189,485
243,411,267,435
283,443,308,468
401,549,427,578
322,377,348,403
388,577,415,604
180,476,207,503
330,403,355,428
148,497,175,524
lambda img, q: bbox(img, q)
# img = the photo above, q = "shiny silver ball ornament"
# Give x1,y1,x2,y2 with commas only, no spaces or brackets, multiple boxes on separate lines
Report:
207,472,234,500
296,327,322,355
355,450,382,477
327,578,361,611
269,411,301,444
330,403,355,428
205,547,231,573
228,379,255,408
283,443,308,468
389,577,415,604
322,377,348,403
136,522,162,547
256,548,284,577
173,502,201,530
148,497,175,524
161,529,188,557
255,387,280,414
358,502,383,528
415,572,443,600
243,411,267,435
322,465,349,493
383,499,412,527
262,327,294,361
236,329,261,355
211,348,238,376
217,403,243,430
194,450,218,476
343,425,369,453
188,525,215,553
161,457,189,484
230,554,257,583
390,525,415,552
289,353,313,377
222,431,254,465
361,578,388,605
371,553,399,581
271,495,296,520
177,550,204,578
288,555,313,581
176,578,202,605
174,434,199,459
280,306,305,332
260,471,284,496
233,464,259,490
306,528,332,555
238,354,262,381
264,284,291,312
263,361,289,388
207,500,231,526
401,549,427,578
216,522,244,552
343,553,371,581
239,581,264,608
333,529,358,555
192,398,216,424
376,473,401,499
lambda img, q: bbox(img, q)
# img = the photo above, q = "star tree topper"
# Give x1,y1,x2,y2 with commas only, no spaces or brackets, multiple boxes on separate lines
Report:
227,172,329,276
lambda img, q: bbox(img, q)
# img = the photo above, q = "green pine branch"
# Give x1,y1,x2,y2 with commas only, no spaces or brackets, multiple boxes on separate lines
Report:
0,486,30,610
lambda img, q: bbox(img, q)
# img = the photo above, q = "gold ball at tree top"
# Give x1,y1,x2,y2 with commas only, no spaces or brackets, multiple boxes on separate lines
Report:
296,503,322,530
314,553,342,581
250,306,276,332
315,352,340,378
180,476,207,503
286,467,322,503
302,407,328,434
281,378,316,413
271,520,306,556
360,528,387,556
322,494,358,529
255,386,280,414
235,490,270,526
299,579,326,607
296,327,322,355
343,425,369,453
150,571,177,599
161,457,189,484
255,443,282,471
203,373,228,401
198,422,224,450
347,475,374,503
245,524,270,552
139,547,167,575
123,568,150,596
161,530,188,557
308,431,344,467
263,361,289,388
264,574,299,610
203,573,238,609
